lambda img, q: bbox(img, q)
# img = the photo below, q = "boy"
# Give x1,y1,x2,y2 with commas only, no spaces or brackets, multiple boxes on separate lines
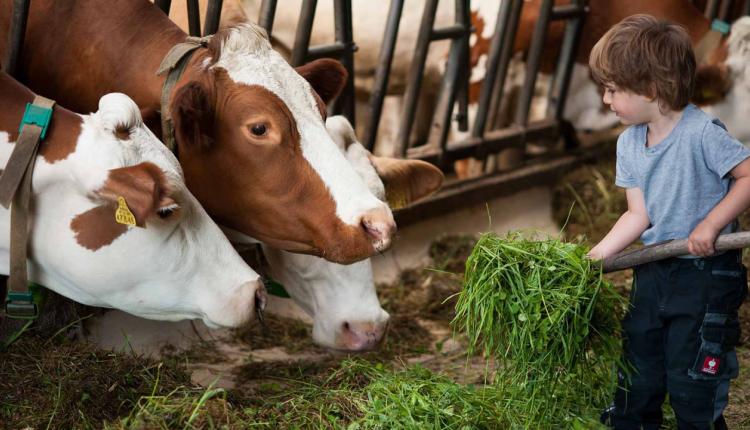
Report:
587,14,750,430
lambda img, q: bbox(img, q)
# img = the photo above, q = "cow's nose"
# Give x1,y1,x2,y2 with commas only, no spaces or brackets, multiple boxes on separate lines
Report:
360,206,396,252
339,319,388,351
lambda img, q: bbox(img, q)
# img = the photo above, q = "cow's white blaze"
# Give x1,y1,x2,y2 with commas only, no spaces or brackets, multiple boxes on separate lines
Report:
214,24,386,225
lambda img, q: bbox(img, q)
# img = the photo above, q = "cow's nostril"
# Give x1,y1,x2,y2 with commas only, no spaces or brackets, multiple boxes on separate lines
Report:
342,321,351,331
360,208,396,249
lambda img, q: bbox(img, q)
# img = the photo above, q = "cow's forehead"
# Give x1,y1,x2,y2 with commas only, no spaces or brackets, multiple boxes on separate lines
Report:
78,114,183,184
212,26,318,120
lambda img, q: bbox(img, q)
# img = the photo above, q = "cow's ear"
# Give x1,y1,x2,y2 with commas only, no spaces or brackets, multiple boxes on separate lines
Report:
693,63,731,105
171,79,215,150
94,162,177,227
296,58,348,105
369,157,444,210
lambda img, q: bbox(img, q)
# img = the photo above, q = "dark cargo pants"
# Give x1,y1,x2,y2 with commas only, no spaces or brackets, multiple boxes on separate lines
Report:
610,250,747,430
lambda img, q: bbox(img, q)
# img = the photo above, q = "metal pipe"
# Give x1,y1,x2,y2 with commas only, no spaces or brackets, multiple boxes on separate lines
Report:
258,0,278,36
431,24,466,41
514,0,554,127
291,0,317,66
331,0,356,123
4,0,31,77
428,0,471,159
550,0,585,122
394,0,439,156
744,0,750,16
718,0,731,21
155,0,172,15
187,0,201,37
550,3,586,20
704,0,720,19
203,0,223,35
306,42,347,60
472,0,513,138
364,0,404,151
487,0,524,130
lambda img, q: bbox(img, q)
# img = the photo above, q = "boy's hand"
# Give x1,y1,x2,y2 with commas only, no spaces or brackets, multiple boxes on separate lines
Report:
688,220,720,256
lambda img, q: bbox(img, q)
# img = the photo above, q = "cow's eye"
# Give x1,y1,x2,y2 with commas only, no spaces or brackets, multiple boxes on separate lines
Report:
157,204,179,219
250,124,267,136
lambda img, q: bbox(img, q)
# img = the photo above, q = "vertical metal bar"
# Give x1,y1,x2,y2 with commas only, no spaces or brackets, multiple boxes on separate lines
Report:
259,0,278,36
718,0,731,20
4,0,31,77
744,0,750,16
364,0,405,151
187,0,201,37
514,0,554,127
394,0,439,157
430,0,471,159
704,0,720,20
472,0,513,138
550,2,585,122
487,0,524,130
454,0,470,133
155,0,172,15
291,0,318,66
203,0,224,36
331,0,355,123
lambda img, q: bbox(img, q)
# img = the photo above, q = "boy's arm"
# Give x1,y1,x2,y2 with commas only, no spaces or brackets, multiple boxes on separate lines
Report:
587,187,650,260
689,157,750,256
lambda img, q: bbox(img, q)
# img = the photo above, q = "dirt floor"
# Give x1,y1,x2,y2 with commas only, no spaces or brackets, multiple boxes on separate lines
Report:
1,152,749,428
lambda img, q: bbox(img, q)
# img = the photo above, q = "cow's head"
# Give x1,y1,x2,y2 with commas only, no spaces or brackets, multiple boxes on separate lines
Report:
13,93,264,328
262,116,444,351
170,23,395,264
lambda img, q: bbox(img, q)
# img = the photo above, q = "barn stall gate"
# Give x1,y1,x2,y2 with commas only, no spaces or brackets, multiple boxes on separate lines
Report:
6,0,590,229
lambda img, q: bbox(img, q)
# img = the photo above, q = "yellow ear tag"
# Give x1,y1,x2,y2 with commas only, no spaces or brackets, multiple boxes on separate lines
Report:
115,196,137,226
386,189,409,210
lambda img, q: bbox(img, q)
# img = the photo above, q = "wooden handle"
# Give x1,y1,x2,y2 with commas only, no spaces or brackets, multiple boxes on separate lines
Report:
601,232,750,273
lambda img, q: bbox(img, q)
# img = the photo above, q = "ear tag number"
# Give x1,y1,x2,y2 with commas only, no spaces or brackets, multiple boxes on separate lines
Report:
115,196,137,226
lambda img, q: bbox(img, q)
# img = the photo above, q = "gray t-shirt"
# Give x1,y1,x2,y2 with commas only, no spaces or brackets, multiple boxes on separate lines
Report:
615,104,750,245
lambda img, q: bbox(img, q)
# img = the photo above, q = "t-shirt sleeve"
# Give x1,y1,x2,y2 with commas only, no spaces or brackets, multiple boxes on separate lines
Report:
615,133,638,188
701,119,750,178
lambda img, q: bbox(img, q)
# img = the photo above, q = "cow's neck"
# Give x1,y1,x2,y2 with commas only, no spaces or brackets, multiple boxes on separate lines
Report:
0,72,82,166
11,0,190,135
0,74,34,140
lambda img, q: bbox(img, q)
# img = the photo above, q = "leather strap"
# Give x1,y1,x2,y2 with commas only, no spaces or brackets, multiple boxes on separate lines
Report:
157,36,212,153
694,20,730,65
1,96,54,312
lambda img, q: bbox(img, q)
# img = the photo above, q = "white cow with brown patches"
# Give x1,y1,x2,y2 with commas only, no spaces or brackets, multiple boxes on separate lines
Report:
0,72,265,328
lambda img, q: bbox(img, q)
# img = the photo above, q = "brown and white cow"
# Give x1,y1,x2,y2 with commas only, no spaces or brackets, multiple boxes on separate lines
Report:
0,0,395,264
225,116,444,351
0,72,265,328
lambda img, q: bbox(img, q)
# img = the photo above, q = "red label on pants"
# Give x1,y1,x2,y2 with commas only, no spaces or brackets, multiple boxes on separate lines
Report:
702,356,720,375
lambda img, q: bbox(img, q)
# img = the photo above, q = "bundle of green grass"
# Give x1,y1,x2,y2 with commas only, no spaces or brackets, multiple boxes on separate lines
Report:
453,232,626,427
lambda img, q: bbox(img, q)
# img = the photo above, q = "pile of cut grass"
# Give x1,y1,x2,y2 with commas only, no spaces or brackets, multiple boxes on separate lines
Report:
453,232,626,427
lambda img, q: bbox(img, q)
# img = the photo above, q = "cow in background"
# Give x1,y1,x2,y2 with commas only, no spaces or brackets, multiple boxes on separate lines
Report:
0,72,264,328
0,0,395,264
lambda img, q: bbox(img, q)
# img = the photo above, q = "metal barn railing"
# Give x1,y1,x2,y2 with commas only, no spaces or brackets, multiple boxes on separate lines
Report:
698,0,750,21
250,0,586,169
